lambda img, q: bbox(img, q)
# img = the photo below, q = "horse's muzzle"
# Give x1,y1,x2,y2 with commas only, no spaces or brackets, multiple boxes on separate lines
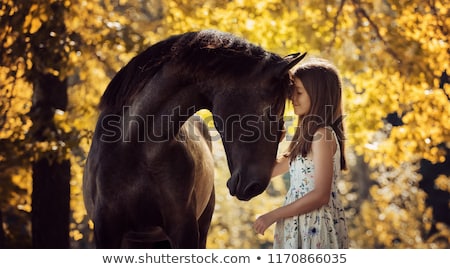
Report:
226,172,265,201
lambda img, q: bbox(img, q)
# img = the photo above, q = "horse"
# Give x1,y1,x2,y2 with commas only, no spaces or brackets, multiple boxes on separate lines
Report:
83,29,305,248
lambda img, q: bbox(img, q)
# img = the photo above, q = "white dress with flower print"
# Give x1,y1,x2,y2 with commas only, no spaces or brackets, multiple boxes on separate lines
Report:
273,127,349,249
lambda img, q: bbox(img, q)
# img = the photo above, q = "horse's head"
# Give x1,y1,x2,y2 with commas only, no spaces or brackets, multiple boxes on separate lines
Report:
212,52,306,201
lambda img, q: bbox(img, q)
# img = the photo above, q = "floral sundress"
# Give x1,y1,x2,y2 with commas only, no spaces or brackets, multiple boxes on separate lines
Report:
273,127,349,249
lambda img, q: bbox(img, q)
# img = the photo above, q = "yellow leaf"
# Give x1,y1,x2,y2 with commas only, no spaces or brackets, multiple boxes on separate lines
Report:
30,17,42,34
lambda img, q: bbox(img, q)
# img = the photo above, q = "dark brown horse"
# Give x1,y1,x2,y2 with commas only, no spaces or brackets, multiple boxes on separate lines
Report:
83,30,305,248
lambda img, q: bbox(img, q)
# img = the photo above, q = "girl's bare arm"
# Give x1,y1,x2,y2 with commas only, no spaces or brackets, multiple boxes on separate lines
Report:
271,154,290,177
254,128,336,235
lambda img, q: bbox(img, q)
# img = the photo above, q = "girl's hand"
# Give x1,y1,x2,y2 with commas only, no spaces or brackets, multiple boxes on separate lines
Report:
253,213,276,235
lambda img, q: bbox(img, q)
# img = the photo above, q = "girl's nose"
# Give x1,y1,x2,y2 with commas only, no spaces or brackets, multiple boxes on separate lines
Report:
290,93,296,102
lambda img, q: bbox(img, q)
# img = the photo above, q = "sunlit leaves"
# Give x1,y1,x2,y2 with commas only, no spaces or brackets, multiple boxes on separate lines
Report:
1,0,449,248
161,0,308,55
349,162,437,248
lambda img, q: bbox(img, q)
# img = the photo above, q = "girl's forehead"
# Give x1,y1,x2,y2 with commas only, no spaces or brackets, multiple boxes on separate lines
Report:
293,77,305,89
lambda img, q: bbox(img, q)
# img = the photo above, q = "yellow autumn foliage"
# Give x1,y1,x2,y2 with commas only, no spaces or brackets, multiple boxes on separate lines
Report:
0,0,448,248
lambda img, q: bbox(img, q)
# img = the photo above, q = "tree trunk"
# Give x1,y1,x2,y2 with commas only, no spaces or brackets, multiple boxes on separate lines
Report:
32,158,70,248
0,209,5,248
30,73,70,248
27,0,72,248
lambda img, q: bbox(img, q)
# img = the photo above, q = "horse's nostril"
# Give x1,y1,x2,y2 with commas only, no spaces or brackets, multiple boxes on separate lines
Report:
227,173,240,196
243,182,263,199
230,174,266,201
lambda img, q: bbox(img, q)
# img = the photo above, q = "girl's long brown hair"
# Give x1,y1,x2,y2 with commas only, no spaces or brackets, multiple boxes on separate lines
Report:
288,58,347,170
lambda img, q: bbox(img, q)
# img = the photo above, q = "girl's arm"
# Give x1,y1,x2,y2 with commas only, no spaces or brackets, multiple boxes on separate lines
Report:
254,127,336,235
271,154,290,177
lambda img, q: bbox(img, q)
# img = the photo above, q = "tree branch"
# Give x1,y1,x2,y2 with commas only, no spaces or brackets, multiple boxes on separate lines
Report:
351,0,401,63
329,0,346,50
427,0,449,37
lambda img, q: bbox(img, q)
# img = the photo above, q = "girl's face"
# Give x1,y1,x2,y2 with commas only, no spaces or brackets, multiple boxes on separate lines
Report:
291,77,311,116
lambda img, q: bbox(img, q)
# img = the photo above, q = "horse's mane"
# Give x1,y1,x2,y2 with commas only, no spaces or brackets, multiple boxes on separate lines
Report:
99,30,285,112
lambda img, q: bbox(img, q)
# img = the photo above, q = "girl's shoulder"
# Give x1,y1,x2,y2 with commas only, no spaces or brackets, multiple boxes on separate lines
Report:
312,127,338,154
313,126,336,142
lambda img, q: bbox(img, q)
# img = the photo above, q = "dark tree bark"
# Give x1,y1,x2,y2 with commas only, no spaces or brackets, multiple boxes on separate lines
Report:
32,158,70,248
26,1,72,249
0,209,5,248
30,73,70,249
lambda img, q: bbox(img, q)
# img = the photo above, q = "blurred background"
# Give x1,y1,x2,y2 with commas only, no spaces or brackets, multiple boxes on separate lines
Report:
0,0,449,248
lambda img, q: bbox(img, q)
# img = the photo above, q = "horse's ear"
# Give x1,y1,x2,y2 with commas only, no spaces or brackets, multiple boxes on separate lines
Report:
276,52,307,77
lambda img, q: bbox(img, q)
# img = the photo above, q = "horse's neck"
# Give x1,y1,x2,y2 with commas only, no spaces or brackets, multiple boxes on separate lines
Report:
126,82,210,144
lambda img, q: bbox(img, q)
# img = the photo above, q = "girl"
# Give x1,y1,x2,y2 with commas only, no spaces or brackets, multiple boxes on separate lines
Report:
253,58,349,248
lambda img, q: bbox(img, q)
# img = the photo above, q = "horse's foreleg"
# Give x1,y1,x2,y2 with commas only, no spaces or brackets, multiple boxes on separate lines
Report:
197,187,215,248
93,208,126,249
168,209,200,248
